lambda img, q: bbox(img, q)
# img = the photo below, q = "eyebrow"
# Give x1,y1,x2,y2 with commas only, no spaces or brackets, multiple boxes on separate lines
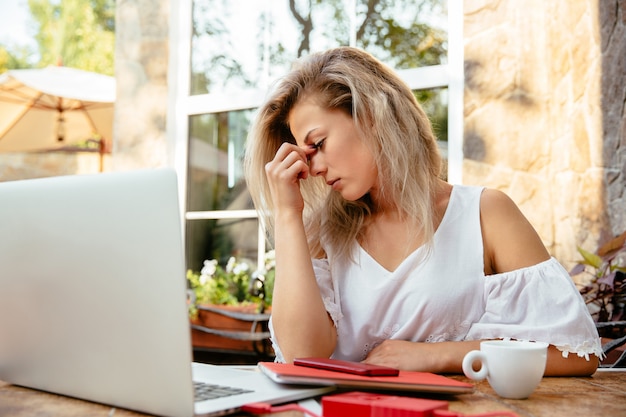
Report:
303,128,318,145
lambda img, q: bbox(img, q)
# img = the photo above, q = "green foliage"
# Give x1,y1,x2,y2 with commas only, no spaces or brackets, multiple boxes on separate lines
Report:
577,247,603,270
0,45,35,72
355,0,447,69
187,250,275,318
28,0,115,75
1,0,115,74
415,88,448,142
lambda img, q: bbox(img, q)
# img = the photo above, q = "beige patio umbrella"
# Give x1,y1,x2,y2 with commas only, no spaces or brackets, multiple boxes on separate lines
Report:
0,66,115,171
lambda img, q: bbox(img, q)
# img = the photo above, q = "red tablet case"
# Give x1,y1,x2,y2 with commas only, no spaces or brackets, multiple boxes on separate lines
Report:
322,392,450,417
258,362,473,395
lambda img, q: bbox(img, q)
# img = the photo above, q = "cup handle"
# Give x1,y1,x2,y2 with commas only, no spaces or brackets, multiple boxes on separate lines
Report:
462,350,488,381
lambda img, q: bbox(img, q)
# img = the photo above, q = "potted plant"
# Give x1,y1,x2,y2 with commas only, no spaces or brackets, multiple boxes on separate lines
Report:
186,250,275,356
570,231,626,324
570,231,626,367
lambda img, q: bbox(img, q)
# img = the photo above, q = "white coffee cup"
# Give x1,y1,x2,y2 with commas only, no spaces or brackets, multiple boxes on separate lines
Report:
462,340,548,399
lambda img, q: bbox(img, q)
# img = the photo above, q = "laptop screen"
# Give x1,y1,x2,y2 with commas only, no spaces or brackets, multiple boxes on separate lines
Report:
0,169,196,417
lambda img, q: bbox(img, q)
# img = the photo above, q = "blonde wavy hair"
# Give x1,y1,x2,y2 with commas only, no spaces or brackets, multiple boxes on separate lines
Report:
244,47,442,262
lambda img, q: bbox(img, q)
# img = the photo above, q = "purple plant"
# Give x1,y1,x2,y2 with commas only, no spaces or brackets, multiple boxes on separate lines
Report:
570,231,626,325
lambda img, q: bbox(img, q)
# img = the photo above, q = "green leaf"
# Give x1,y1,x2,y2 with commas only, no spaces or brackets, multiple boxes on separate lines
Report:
611,265,626,273
577,247,602,268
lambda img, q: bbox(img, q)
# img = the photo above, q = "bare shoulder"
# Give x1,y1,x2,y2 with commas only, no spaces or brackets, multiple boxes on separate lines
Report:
479,188,530,223
480,188,550,274
479,187,513,209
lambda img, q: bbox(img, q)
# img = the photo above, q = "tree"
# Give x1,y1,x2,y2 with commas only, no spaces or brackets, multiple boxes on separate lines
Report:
29,0,115,75
285,0,446,68
0,0,115,75
0,46,34,72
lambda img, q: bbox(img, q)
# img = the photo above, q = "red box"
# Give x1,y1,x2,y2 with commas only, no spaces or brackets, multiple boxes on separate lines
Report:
322,391,449,417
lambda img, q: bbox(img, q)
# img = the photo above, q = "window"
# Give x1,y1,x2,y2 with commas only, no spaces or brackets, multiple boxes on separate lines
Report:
168,0,461,271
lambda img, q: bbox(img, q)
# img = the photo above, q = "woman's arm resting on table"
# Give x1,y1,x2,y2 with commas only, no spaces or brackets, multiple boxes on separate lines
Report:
545,345,599,376
363,339,481,373
363,340,599,376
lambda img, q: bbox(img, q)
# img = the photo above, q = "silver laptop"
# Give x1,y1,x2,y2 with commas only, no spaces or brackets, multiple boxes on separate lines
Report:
0,168,332,417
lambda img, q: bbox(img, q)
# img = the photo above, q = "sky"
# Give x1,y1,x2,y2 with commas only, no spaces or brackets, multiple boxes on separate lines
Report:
0,0,38,51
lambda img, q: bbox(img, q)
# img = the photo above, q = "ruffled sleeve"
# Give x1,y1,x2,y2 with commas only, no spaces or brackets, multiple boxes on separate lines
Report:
465,257,604,360
311,258,344,326
268,257,343,363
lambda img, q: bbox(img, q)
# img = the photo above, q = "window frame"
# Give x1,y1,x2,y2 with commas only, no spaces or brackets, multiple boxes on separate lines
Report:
167,0,463,268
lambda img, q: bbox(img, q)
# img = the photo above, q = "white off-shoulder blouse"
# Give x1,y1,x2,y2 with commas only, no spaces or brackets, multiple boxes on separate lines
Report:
269,185,603,363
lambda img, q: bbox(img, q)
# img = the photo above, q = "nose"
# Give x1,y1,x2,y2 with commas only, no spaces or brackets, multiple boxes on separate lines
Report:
307,151,326,177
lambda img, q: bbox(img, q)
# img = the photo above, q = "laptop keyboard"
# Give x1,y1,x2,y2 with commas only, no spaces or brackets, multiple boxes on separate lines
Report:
193,381,254,401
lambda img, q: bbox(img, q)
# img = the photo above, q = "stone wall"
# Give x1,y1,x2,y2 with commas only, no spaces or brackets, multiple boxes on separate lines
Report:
0,152,105,181
463,0,625,270
600,0,626,247
112,0,171,171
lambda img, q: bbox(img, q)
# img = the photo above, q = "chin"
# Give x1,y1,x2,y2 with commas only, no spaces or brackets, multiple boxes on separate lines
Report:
338,190,368,202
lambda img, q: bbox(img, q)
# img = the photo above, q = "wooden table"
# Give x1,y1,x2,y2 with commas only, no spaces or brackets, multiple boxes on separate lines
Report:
1,370,624,416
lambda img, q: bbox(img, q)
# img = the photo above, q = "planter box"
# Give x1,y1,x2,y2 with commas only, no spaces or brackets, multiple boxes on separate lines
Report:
190,304,273,357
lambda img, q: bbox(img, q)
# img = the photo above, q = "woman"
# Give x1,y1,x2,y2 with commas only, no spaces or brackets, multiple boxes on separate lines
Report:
244,47,602,375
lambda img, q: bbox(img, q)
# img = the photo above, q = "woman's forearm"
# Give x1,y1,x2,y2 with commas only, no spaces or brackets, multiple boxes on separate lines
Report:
364,340,599,376
435,342,599,376
271,211,336,362
544,345,599,376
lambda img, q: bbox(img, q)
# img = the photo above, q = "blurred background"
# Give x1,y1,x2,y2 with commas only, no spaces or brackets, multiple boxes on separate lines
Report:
0,0,624,288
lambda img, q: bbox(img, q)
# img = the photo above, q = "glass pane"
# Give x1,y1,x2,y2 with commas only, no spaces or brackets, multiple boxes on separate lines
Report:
190,0,447,95
415,87,448,143
191,0,260,95
186,218,259,273
191,0,348,95
357,0,447,69
415,87,448,180
187,110,254,212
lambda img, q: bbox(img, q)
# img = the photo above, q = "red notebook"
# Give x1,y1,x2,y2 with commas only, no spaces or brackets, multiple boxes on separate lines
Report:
258,362,473,395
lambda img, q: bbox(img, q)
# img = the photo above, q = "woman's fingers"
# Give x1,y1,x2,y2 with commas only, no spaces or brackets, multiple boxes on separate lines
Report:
266,143,311,182
264,143,314,212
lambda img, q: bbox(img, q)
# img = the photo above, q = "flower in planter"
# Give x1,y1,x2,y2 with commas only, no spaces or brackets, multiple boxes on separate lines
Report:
187,251,275,318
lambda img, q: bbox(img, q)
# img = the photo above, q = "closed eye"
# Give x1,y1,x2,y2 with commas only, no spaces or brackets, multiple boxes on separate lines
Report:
311,138,325,150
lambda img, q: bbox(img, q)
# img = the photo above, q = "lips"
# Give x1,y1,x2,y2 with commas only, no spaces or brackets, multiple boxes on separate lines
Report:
326,178,340,190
